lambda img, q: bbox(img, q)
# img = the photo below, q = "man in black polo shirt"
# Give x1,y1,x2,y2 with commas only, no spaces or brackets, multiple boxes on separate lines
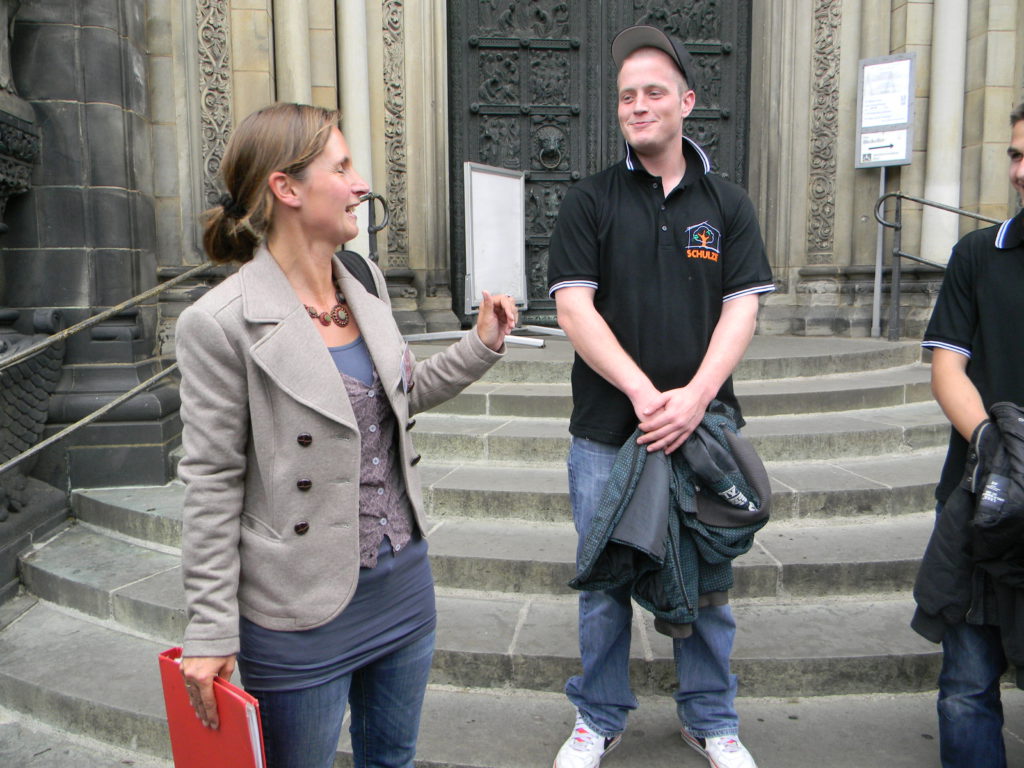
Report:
918,102,1024,768
547,25,773,768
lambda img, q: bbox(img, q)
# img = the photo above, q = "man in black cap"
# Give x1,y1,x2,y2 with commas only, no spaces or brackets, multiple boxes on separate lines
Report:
547,24,773,768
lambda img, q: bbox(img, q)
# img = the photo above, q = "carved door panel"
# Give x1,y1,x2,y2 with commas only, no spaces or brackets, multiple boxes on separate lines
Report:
448,1,751,325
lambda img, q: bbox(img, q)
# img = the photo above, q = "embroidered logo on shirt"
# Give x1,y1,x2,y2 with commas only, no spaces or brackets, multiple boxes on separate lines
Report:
685,221,721,262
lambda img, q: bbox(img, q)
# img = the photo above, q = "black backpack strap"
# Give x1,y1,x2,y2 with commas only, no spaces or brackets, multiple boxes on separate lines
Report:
338,250,380,298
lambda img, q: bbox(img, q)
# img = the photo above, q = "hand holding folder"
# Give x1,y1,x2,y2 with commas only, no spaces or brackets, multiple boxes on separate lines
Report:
159,647,267,768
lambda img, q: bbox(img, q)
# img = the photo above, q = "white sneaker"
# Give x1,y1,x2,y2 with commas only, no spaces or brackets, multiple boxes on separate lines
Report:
553,712,622,768
681,729,757,768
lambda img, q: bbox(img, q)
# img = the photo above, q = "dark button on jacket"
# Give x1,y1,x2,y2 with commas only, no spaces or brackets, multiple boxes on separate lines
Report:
410,454,421,466
297,433,313,446
405,419,416,431
294,521,310,535
296,478,312,491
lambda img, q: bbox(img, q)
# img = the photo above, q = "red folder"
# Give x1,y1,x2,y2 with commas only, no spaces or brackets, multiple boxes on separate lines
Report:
159,647,267,768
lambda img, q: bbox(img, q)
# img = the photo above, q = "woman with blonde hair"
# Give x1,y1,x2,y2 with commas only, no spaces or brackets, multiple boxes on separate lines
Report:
175,102,516,767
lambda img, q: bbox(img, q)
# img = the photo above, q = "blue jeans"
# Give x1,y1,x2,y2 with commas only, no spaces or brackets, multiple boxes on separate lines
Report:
249,631,435,768
565,436,740,739
938,621,1007,767
934,503,1008,767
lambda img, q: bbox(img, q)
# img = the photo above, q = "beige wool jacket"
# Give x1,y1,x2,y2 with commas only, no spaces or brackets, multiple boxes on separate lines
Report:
176,246,502,658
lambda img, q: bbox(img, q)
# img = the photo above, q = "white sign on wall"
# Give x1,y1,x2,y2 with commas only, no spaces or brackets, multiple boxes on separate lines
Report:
856,53,916,168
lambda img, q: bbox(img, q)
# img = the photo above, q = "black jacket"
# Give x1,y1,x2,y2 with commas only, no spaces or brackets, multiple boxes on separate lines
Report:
913,402,1024,686
570,403,771,637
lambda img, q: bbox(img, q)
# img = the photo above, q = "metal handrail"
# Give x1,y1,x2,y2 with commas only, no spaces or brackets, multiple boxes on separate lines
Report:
0,261,215,478
0,260,214,374
0,364,179,478
873,192,1002,340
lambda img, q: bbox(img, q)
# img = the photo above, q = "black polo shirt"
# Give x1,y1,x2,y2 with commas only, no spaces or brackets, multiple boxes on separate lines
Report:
923,207,1024,502
547,138,775,445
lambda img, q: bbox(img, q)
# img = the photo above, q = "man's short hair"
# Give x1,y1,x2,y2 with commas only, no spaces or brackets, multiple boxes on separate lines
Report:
1011,102,1024,127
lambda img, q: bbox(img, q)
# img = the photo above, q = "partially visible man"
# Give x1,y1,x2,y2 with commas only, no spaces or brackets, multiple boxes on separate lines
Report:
916,102,1024,768
546,25,774,768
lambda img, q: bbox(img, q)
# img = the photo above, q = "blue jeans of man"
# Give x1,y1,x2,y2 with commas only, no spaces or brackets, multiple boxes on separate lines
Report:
934,504,1009,767
565,436,740,739
249,631,434,768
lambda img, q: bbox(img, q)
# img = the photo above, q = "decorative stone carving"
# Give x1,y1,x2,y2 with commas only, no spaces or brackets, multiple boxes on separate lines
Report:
692,53,722,107
527,244,550,305
479,51,519,104
383,0,409,265
806,0,841,264
684,118,720,172
530,51,570,105
0,114,37,231
532,117,569,172
0,309,64,522
526,181,567,237
478,1,570,37
479,117,520,169
196,0,232,208
0,0,18,95
0,0,37,234
634,0,720,42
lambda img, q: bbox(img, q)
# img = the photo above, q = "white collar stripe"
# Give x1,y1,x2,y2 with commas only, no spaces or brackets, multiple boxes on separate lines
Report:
623,137,709,174
683,136,711,173
995,218,1013,249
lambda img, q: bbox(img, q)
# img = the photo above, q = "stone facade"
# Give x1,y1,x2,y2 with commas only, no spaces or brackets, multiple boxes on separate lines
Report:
752,0,1024,337
130,1,1024,343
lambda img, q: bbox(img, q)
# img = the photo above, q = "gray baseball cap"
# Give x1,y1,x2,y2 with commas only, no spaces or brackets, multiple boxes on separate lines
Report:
611,25,696,90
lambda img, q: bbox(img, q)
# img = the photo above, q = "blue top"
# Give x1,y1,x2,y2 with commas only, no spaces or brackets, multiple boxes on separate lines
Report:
237,339,435,691
328,335,374,386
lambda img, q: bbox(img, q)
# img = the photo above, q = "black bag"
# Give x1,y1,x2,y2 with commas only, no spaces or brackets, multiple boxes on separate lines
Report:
337,250,379,298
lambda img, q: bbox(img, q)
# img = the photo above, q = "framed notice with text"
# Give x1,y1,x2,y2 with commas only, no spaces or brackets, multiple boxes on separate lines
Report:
856,53,916,168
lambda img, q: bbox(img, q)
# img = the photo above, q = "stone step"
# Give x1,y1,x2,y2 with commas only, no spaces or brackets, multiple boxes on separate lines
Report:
0,598,173,760
19,525,940,698
421,451,942,522
3,600,1015,768
427,513,933,597
27,512,934,614
413,335,923,384
430,363,932,420
413,401,948,466
0,706,172,768
19,524,185,641
73,448,941,549
431,592,940,698
348,686,1024,768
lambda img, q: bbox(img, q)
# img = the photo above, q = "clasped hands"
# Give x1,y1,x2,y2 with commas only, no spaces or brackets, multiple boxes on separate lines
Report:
633,384,709,455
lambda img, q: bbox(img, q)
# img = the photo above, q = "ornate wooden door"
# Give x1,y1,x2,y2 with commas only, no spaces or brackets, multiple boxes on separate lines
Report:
448,1,752,324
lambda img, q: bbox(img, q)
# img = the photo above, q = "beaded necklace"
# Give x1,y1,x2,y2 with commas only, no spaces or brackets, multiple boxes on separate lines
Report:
304,292,351,328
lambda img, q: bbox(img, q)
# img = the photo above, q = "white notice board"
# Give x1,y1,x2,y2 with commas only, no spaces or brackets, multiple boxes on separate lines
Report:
463,162,527,314
855,53,916,168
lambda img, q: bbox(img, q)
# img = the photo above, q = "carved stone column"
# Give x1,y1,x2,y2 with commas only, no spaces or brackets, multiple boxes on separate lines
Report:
273,0,312,103
920,0,968,264
404,0,458,331
338,0,375,259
